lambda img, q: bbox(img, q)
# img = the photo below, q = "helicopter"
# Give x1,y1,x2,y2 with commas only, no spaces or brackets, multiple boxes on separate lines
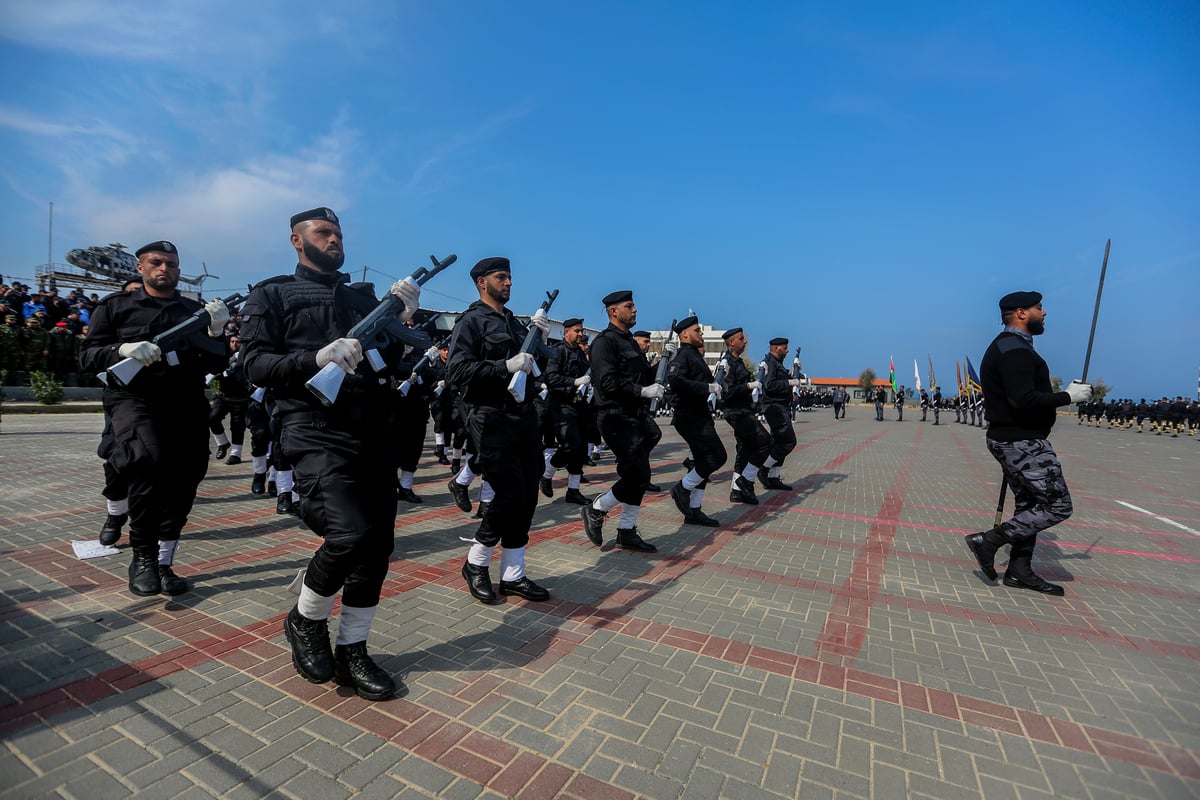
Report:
64,243,213,287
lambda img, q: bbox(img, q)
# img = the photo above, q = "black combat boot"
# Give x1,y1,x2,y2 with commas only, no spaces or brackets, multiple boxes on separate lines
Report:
581,505,606,545
1002,535,1064,596
473,501,490,519
128,547,162,596
563,488,589,505
284,606,335,683
447,478,472,512
214,443,229,461
616,527,656,552
758,473,792,491
964,528,1009,581
450,457,461,476
396,486,422,504
684,508,720,527
670,481,691,516
461,562,502,605
499,576,550,601
539,477,554,498
225,454,242,465
158,564,189,596
251,472,267,494
99,513,127,547
277,493,296,515
333,642,397,700
730,475,759,505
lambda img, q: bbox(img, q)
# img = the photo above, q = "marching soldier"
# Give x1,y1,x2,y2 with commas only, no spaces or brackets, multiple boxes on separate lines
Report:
79,241,230,597
240,207,419,700
580,291,664,552
919,388,930,421
894,385,906,421
931,386,942,425
965,290,1092,597
666,316,726,526
446,257,551,605
540,316,592,506
717,328,769,505
759,337,798,489
208,335,250,464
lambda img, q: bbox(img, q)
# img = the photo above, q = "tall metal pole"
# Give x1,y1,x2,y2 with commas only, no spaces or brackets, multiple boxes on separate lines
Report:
1081,238,1110,383
47,202,55,291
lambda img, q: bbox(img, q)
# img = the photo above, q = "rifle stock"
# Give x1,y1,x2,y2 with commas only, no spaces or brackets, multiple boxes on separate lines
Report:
648,319,677,414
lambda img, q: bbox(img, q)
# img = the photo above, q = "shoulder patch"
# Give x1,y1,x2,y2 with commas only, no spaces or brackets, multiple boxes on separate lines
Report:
251,274,294,290
995,333,1032,354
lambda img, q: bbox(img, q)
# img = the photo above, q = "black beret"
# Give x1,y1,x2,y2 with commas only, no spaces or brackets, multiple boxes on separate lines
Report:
673,316,698,334
603,290,633,306
769,337,789,346
470,256,510,279
135,241,178,258
562,317,584,328
721,327,743,341
999,290,1042,311
632,330,651,339
290,207,340,229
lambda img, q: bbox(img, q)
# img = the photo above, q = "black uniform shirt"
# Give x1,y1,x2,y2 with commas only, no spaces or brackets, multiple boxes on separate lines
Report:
980,328,1070,441
591,323,654,414
720,351,757,410
239,264,398,420
667,342,714,418
80,287,226,402
762,353,791,405
544,341,589,405
446,299,532,411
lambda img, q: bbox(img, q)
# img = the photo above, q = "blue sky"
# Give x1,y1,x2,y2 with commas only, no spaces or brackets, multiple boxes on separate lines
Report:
2,1,1197,399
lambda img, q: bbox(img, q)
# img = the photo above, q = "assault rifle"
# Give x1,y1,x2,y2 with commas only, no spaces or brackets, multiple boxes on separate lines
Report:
752,360,767,405
648,319,677,414
306,254,456,406
105,293,244,388
507,289,560,402
397,331,448,397
791,350,805,399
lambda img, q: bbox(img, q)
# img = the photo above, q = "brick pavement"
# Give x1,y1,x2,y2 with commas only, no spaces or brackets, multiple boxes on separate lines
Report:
1,408,1197,799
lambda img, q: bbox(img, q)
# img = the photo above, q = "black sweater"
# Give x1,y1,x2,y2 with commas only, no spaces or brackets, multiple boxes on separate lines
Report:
980,331,1071,441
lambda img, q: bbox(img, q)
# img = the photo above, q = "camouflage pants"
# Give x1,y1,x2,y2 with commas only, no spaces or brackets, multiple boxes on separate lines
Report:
986,437,1073,543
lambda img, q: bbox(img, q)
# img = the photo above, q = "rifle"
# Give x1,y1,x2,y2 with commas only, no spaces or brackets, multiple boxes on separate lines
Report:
791,350,805,399
105,293,244,388
708,357,728,412
397,330,447,397
648,319,677,414
306,253,456,406
507,289,560,402
752,360,767,405
577,366,593,402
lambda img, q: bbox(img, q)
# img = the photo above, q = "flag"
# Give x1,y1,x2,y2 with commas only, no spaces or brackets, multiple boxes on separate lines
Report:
928,355,936,391
913,359,922,392
956,361,964,396
965,355,982,393
889,355,898,393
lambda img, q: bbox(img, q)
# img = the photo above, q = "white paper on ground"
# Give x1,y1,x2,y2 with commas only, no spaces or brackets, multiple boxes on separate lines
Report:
72,540,120,559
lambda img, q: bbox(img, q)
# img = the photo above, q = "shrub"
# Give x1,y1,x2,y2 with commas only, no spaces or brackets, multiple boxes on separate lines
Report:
28,371,64,405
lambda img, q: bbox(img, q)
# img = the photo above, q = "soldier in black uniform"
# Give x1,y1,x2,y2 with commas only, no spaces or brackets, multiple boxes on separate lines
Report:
919,388,930,421
666,316,726,526
393,341,440,504
965,291,1092,597
894,385,906,421
717,328,769,505
580,290,663,552
79,241,230,597
446,256,551,605
759,337,798,490
875,386,887,421
208,335,251,464
931,387,942,425
540,316,592,506
240,207,420,701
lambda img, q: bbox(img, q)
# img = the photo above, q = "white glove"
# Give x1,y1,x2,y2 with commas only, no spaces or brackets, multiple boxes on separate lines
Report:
119,341,161,367
436,380,445,391
389,278,421,324
424,345,439,361
1066,380,1093,404
662,341,677,357
531,308,550,342
707,383,723,397
204,299,230,337
506,352,535,374
747,380,762,391
573,374,591,388
640,384,665,400
204,373,216,385
788,378,800,388
316,338,363,374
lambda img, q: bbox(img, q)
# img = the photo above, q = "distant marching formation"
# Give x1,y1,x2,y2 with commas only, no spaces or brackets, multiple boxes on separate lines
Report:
1076,396,1199,437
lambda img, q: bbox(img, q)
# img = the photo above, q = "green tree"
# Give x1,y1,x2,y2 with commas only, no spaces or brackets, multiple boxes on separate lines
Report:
858,368,877,398
1050,375,1062,393
1091,377,1111,402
